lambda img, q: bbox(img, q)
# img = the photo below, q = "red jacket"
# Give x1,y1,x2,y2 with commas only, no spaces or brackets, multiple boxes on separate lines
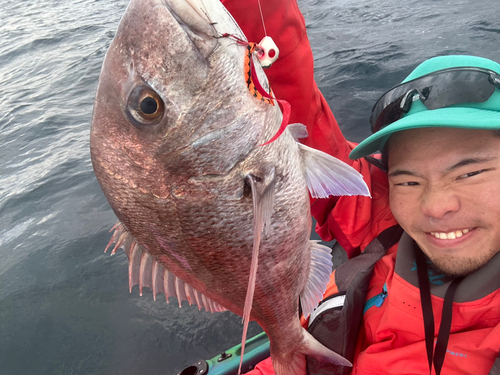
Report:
221,0,500,374
220,0,396,256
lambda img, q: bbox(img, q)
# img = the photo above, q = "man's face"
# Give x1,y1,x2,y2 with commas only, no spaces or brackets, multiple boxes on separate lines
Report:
388,127,500,277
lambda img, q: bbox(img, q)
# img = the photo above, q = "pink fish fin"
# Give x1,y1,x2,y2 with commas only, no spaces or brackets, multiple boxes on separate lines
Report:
213,301,226,312
287,123,309,141
110,232,128,256
136,254,227,312
201,294,211,312
175,277,189,308
139,251,153,296
105,222,227,312
128,241,141,293
163,269,176,302
300,241,333,318
298,143,371,198
193,288,203,310
185,284,195,306
238,173,276,375
104,223,121,253
271,330,351,375
105,221,132,256
151,260,164,301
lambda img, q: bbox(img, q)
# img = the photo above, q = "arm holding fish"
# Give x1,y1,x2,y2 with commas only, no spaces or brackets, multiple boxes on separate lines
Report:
92,0,391,373
222,0,397,260
220,1,395,375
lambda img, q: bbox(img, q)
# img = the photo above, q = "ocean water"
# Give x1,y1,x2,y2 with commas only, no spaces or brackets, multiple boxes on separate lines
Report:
0,0,498,374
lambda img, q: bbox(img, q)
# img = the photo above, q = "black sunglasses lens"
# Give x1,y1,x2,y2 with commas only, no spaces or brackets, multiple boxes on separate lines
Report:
370,85,413,133
370,69,498,133
371,94,406,133
422,70,495,110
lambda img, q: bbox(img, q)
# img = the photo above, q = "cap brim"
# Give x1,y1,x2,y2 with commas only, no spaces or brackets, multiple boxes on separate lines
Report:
349,107,500,160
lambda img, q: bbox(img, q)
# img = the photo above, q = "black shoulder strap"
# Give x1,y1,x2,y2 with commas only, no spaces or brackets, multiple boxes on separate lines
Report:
306,225,402,375
335,225,402,292
489,354,500,375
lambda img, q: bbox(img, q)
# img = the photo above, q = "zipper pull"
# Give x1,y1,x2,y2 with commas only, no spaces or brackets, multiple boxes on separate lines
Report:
374,284,388,308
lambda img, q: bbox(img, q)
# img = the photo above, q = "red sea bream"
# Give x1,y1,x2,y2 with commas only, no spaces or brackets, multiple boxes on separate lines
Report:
90,0,370,373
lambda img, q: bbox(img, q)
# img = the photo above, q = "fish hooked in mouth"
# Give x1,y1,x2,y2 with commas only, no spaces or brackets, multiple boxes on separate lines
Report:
90,0,369,374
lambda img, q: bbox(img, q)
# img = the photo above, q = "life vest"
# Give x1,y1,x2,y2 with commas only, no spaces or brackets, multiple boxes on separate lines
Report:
306,225,402,374
306,226,500,375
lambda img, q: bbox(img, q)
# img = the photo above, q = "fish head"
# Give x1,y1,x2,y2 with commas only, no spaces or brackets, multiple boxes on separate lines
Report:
90,0,276,223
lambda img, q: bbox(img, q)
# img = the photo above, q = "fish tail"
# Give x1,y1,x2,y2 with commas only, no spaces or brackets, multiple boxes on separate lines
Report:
271,330,351,375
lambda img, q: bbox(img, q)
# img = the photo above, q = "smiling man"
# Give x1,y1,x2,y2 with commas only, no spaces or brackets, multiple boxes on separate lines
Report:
240,47,500,374
329,56,500,375
217,1,500,373
387,127,500,279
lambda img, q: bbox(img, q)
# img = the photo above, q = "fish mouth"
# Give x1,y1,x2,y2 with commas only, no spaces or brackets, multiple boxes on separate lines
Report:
161,0,218,58
165,0,212,25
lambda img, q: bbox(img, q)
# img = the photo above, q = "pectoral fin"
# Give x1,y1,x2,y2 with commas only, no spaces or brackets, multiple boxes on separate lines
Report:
300,240,334,318
298,143,371,198
287,123,309,141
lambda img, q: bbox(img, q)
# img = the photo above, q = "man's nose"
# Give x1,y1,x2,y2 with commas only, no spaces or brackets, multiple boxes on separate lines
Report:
420,186,460,220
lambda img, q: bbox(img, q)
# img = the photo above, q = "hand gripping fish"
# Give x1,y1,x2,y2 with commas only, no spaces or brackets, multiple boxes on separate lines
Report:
90,0,370,374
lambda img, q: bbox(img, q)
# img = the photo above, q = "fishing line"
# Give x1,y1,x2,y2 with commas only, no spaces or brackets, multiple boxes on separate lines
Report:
257,0,267,36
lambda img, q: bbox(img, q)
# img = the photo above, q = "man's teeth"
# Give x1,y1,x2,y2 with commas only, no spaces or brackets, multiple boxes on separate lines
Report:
430,229,470,240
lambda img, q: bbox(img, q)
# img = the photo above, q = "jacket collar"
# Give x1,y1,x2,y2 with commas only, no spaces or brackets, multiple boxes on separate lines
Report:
395,231,500,302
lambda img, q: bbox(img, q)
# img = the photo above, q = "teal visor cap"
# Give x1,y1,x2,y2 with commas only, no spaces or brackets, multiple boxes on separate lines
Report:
349,55,500,160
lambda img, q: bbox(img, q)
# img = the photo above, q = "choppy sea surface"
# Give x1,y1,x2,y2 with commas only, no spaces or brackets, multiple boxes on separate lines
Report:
0,0,498,374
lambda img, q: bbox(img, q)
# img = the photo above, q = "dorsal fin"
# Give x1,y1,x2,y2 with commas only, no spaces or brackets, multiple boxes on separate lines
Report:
105,222,226,313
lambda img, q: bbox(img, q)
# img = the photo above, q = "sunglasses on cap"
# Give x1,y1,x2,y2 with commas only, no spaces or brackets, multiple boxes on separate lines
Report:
370,67,500,134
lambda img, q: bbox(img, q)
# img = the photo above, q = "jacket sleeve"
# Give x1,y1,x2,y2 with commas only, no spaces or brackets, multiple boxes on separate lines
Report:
221,0,395,256
243,357,275,375
221,1,395,374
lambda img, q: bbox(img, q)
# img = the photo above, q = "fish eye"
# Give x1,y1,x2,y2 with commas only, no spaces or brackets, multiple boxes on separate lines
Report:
127,86,164,126
140,96,158,115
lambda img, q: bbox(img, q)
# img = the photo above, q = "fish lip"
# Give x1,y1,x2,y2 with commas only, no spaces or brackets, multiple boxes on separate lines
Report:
174,0,212,24
160,0,218,58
